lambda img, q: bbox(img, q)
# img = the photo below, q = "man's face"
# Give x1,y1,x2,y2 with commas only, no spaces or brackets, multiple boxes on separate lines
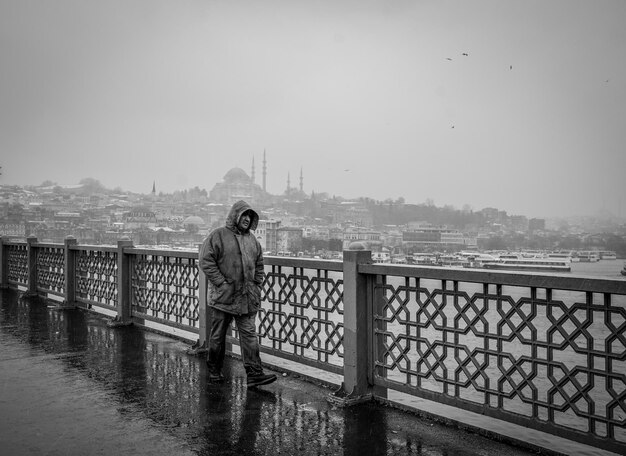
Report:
237,212,251,232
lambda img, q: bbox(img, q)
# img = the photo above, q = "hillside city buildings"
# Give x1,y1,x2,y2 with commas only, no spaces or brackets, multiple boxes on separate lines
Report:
1,161,625,259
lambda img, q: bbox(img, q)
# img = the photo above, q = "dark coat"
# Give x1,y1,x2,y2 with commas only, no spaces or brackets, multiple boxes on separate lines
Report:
199,200,264,315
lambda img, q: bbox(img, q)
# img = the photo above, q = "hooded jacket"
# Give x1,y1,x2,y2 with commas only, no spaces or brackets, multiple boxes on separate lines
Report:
199,200,265,315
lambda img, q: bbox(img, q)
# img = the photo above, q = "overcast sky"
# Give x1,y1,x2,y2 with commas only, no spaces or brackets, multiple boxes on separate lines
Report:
1,0,625,218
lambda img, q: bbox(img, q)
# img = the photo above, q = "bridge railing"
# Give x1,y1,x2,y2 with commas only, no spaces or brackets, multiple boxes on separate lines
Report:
0,235,624,455
358,260,626,455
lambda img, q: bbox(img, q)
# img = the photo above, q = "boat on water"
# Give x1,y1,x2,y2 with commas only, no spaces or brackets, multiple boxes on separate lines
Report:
546,250,579,262
621,262,626,276
371,252,391,263
458,251,499,268
575,251,600,262
598,250,617,260
481,254,572,273
411,253,438,265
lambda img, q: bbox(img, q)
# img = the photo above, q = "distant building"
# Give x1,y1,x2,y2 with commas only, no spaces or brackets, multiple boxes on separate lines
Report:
510,215,529,232
255,219,281,253
480,207,508,224
276,227,303,254
402,224,467,251
342,228,382,250
208,168,271,208
440,230,465,245
303,226,330,240
529,218,546,232
206,203,229,230
321,201,373,227
0,223,25,236
123,207,157,229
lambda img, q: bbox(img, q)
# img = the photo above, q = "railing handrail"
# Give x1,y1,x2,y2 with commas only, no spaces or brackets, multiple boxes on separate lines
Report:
126,247,199,259
264,255,343,271
360,262,626,294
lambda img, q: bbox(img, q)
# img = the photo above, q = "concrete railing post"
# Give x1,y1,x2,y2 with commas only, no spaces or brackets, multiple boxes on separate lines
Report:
329,245,373,406
24,235,38,297
62,236,78,308
187,252,209,356
108,238,134,327
0,236,8,289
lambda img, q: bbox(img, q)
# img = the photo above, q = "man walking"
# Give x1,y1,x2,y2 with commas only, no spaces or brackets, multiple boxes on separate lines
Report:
199,200,276,387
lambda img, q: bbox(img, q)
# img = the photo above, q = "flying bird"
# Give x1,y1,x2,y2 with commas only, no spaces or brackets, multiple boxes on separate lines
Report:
446,58,452,61
510,65,513,70
462,53,468,56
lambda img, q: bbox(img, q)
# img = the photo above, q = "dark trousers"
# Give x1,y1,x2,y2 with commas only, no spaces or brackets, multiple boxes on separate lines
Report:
206,307,264,377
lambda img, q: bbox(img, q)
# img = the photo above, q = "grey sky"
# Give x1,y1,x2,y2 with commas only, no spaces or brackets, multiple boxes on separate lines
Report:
1,0,625,218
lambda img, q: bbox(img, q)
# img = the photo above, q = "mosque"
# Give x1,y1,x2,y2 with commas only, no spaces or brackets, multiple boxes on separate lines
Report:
208,151,307,208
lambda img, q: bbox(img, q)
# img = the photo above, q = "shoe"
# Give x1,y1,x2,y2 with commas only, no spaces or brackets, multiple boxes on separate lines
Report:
208,372,225,383
246,373,277,387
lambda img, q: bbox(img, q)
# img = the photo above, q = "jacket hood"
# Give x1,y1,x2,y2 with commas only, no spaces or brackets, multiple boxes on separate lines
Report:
225,200,259,232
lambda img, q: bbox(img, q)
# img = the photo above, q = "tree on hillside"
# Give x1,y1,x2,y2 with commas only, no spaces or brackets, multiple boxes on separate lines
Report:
79,178,106,194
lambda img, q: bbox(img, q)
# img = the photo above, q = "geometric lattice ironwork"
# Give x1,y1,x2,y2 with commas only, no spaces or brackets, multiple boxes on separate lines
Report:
6,243,28,286
36,246,65,295
131,253,199,328
257,262,344,372
372,271,626,454
75,248,118,308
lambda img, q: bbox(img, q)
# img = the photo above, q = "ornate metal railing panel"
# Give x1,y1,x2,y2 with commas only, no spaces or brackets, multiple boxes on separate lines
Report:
361,264,626,454
35,244,65,296
75,247,118,309
129,249,199,329
6,242,28,286
257,258,344,374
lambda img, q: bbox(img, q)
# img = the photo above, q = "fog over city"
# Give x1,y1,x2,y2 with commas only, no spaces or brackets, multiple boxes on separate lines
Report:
1,0,625,218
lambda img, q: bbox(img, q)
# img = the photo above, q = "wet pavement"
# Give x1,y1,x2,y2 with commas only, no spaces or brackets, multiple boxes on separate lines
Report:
0,288,570,455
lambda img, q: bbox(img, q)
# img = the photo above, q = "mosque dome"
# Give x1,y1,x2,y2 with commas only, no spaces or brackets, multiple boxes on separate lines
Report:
223,167,251,183
183,216,205,226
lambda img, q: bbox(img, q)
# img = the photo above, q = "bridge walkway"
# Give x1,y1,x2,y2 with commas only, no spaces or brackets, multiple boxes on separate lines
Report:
0,289,612,456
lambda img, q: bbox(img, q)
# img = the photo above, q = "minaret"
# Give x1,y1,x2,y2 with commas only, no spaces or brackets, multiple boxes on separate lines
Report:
251,156,256,183
151,181,156,214
287,172,291,194
262,150,267,192
299,167,303,193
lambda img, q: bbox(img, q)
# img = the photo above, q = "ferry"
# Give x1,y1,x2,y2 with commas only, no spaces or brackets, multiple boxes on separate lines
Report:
598,250,617,260
458,251,499,268
482,254,571,273
371,252,391,263
575,251,600,262
546,250,579,262
437,254,467,267
411,253,438,265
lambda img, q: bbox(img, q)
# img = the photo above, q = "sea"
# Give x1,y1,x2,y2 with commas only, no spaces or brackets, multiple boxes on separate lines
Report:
569,258,626,280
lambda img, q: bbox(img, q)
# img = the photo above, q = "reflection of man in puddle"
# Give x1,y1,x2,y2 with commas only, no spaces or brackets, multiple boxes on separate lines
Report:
238,389,277,452
198,370,276,454
200,200,276,387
